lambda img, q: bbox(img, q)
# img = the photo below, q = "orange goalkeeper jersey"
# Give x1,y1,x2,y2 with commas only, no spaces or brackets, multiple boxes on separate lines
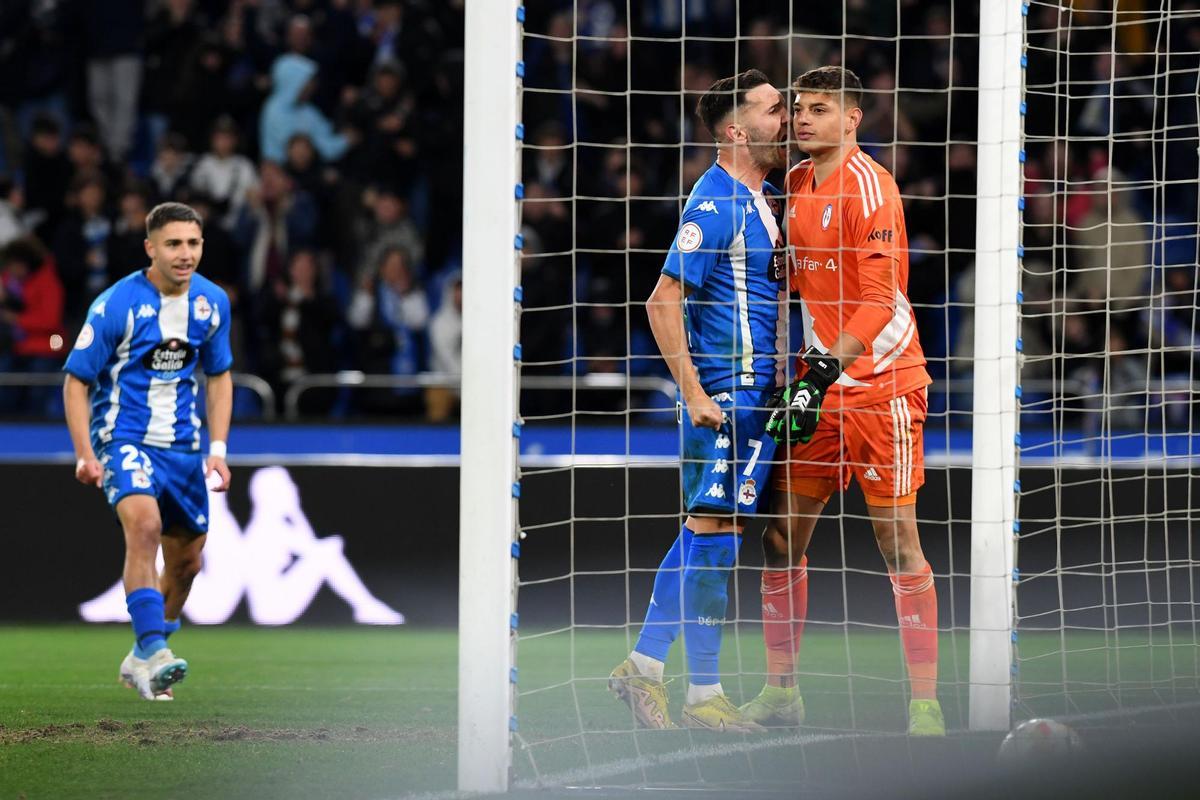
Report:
786,146,930,409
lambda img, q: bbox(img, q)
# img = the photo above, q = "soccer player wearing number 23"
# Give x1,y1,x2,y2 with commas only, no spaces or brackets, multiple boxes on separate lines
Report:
740,67,944,736
63,202,233,701
609,69,787,732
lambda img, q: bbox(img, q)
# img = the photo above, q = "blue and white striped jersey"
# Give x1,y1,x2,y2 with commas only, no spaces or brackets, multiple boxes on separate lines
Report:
64,270,233,451
661,162,785,394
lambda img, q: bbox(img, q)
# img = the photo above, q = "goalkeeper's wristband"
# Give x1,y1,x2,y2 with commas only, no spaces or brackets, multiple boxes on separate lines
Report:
209,440,227,459
800,348,842,394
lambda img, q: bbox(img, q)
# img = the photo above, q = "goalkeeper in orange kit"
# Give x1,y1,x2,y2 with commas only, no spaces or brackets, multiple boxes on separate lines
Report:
740,66,944,736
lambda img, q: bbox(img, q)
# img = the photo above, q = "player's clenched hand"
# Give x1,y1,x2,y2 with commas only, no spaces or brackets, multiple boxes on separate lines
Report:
205,456,231,493
765,348,843,446
685,392,724,431
74,456,103,488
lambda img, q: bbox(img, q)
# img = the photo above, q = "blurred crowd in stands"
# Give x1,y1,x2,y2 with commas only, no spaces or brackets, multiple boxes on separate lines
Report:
518,0,1199,427
0,0,464,418
0,0,1196,426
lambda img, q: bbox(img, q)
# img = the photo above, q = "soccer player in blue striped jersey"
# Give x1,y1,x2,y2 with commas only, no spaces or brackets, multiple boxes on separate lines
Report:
609,69,788,732
63,202,233,701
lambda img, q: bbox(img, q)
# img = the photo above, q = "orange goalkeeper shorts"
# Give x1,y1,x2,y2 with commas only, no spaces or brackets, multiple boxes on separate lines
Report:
771,387,927,506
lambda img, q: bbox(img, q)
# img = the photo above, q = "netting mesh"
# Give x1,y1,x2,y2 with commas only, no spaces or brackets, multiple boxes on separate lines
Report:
1014,0,1200,719
505,0,1199,790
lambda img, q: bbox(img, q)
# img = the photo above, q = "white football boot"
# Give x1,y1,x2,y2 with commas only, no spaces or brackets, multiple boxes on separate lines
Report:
145,648,188,695
120,650,174,701
121,652,182,700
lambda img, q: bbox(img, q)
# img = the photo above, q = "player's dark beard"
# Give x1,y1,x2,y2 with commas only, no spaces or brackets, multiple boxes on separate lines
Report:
749,129,787,170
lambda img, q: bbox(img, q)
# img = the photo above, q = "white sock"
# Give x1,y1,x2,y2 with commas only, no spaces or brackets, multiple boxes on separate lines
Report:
687,682,723,705
628,650,664,681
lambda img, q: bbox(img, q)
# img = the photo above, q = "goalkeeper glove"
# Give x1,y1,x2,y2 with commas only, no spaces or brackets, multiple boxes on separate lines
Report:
765,348,843,446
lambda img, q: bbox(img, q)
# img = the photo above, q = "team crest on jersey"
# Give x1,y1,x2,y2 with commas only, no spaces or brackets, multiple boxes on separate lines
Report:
131,470,151,490
677,222,703,252
821,203,833,230
143,338,196,375
194,295,212,321
738,479,758,507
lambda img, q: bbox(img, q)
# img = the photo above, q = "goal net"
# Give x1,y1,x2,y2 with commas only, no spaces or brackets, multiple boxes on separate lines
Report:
465,0,1200,792
1013,0,1200,722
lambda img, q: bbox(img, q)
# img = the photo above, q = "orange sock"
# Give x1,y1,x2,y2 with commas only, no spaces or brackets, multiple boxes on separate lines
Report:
890,561,938,700
761,557,808,687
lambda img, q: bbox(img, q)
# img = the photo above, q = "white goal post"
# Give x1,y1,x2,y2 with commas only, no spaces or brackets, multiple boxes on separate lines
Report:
968,0,1023,731
458,0,523,793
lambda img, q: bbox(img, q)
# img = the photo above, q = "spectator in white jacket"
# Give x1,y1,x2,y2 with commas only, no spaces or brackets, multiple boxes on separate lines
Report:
190,115,259,230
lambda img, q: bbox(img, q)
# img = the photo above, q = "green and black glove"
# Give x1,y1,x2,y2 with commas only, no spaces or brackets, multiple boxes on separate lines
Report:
764,348,843,446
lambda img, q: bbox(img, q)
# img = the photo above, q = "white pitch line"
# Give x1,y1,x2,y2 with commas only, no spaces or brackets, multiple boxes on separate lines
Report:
514,729,879,789
383,731,880,800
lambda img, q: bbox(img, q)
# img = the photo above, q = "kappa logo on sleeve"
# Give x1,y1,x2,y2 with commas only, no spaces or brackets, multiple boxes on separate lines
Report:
696,200,718,214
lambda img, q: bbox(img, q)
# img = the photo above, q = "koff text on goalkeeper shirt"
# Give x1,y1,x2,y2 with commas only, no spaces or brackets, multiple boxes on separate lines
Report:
785,146,931,409
660,162,786,394
63,270,234,452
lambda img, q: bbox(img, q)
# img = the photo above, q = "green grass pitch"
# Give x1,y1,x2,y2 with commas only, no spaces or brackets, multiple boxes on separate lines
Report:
1,625,1196,799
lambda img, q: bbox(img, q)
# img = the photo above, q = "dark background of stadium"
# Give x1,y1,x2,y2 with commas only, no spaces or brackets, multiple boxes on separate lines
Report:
1,0,1196,424
5,463,1195,629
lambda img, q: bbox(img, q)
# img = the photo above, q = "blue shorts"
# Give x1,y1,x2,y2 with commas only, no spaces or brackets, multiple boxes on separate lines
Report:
679,387,777,516
98,441,209,534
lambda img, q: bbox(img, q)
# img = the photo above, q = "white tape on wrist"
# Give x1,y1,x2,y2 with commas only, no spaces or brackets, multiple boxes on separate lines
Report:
76,457,86,472
209,440,227,459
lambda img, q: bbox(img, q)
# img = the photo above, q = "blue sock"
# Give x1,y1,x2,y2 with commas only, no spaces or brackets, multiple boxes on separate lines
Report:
133,615,179,655
682,531,741,685
634,525,695,662
127,588,167,659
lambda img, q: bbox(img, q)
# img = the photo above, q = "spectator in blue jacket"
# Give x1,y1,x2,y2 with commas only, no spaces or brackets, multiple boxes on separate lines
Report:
260,53,353,164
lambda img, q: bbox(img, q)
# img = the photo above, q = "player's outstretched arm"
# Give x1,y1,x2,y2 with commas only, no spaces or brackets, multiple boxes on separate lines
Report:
204,370,233,492
646,274,722,431
63,374,102,488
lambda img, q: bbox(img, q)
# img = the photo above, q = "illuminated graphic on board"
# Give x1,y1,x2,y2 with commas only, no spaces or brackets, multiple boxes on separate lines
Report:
79,467,405,625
